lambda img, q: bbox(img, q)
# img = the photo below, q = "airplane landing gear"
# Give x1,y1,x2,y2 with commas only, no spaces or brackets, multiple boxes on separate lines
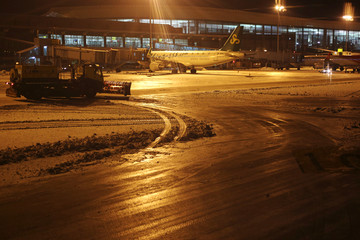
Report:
180,68,187,73
190,68,197,74
178,64,187,74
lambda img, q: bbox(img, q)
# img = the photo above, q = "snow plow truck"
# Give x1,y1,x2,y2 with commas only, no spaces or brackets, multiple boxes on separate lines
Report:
6,64,131,100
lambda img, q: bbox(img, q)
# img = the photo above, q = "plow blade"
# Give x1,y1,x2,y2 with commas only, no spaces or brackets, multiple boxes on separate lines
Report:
103,81,132,96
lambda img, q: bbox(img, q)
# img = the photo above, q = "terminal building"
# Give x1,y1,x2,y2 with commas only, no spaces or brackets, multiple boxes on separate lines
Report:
1,3,360,68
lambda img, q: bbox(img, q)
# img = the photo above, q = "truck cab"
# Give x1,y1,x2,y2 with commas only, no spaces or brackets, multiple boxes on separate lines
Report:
74,64,104,98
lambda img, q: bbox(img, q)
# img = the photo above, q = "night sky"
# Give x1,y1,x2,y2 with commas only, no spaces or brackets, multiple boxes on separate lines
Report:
2,0,360,21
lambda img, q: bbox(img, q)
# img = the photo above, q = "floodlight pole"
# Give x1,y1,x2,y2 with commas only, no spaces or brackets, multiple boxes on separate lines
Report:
150,1,153,49
275,1,285,67
277,11,280,59
346,22,349,51
342,2,354,52
343,19,352,51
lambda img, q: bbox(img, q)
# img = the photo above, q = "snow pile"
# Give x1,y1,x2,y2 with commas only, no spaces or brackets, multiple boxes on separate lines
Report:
0,130,161,166
0,115,215,185
181,116,216,141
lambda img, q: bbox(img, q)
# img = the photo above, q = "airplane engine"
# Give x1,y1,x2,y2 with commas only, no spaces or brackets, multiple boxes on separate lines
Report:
149,62,164,72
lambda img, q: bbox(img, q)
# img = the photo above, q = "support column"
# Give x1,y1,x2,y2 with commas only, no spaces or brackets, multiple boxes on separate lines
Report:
301,27,304,51
83,35,87,47
61,33,65,46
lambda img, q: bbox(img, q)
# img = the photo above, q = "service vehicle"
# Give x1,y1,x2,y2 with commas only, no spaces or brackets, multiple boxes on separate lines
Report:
6,64,131,100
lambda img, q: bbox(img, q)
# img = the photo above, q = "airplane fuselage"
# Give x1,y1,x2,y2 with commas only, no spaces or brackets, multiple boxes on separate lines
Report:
329,55,360,67
304,48,360,70
148,25,244,73
150,50,245,68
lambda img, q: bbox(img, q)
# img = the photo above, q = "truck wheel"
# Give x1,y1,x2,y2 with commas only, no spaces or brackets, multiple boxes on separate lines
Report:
85,88,97,98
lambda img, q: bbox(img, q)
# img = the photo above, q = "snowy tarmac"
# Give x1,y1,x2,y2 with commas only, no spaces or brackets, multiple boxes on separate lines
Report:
1,69,360,239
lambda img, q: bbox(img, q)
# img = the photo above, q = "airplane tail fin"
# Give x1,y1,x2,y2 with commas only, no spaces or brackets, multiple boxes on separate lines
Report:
220,25,243,51
147,48,152,58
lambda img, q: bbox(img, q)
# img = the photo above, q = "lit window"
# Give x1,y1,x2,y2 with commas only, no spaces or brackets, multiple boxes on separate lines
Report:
86,36,104,47
64,35,84,47
106,37,123,48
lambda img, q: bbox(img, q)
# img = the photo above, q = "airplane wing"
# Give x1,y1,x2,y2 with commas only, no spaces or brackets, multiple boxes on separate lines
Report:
312,48,335,53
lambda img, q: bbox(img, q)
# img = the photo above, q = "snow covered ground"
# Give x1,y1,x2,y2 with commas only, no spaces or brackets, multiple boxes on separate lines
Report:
1,69,360,239
1,69,359,184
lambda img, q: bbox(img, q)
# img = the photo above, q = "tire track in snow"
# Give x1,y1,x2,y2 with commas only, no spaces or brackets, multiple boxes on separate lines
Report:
120,101,188,148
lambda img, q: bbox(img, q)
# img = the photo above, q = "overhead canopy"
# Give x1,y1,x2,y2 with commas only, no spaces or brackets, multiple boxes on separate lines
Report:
44,4,360,31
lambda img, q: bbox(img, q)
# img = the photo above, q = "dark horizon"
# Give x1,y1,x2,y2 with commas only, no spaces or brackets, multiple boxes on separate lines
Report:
2,0,360,21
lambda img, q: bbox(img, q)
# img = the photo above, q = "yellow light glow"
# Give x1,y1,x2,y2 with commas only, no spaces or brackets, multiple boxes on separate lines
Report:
343,15,354,21
149,0,172,48
275,5,285,12
343,2,354,21
275,0,286,12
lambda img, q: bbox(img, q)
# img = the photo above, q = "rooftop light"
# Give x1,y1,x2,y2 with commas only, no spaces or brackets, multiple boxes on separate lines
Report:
342,15,354,21
343,2,354,21
275,5,285,12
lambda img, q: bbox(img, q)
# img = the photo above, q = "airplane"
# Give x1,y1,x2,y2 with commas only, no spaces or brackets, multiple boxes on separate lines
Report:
304,48,360,72
303,53,329,69
147,25,245,74
326,52,360,72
